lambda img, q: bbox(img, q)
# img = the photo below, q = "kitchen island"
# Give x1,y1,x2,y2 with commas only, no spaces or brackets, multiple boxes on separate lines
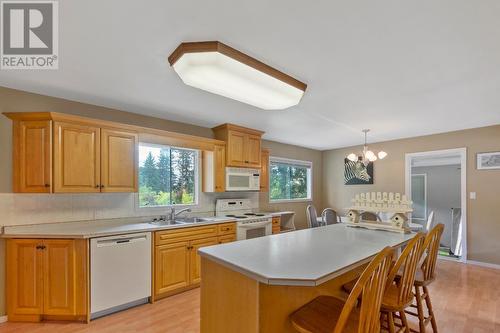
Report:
198,224,414,333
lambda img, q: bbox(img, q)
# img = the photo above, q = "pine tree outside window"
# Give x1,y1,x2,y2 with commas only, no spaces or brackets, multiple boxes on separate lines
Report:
138,143,198,207
269,157,312,202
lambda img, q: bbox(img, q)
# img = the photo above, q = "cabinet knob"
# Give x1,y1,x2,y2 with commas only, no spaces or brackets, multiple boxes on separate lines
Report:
95,185,100,188
44,184,50,188
100,185,105,188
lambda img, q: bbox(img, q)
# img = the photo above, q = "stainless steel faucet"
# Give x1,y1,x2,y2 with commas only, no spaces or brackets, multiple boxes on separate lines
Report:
168,207,192,221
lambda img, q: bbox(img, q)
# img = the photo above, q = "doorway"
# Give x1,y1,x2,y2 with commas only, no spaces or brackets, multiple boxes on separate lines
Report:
405,148,467,262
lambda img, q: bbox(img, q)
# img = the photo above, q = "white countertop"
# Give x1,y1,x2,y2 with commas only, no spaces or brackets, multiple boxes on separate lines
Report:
1,216,236,239
199,224,415,286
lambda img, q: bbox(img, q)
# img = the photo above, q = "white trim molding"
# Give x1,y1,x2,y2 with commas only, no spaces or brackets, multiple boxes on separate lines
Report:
0,315,7,324
466,260,500,270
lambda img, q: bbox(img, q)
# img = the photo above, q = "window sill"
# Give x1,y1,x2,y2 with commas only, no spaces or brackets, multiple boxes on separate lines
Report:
269,198,313,204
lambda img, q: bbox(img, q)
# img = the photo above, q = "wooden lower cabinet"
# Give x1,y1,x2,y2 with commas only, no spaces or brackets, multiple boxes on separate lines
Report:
6,239,88,322
153,222,236,300
154,241,190,296
272,216,281,234
189,237,219,285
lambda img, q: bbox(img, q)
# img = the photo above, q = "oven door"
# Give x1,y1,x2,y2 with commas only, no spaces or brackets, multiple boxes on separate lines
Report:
237,221,272,240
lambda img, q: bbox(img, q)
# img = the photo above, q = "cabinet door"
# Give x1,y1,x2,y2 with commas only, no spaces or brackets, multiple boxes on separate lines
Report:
260,149,270,192
214,144,226,192
101,128,138,192
226,130,246,167
43,240,78,316
13,120,52,193
189,237,219,285
245,134,262,167
6,239,44,320
155,241,190,297
53,122,101,193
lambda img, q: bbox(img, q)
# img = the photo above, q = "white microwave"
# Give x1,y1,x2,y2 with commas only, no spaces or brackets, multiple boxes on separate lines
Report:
225,167,260,191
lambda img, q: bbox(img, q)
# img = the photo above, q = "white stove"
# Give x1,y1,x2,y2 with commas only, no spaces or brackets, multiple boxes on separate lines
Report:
216,199,273,240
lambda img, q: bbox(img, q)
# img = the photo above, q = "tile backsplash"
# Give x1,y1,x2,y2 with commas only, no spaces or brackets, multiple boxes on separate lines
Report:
0,192,259,227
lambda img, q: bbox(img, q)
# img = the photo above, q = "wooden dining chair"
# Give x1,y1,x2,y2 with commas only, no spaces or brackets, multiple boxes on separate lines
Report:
402,224,444,333
290,246,394,333
321,208,338,225
380,233,425,333
306,205,320,228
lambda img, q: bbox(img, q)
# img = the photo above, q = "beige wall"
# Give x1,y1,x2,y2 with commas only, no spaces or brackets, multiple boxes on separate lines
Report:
322,125,500,265
0,86,322,316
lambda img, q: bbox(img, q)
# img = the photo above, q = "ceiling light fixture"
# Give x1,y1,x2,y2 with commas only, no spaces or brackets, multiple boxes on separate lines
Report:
168,41,307,110
347,129,387,166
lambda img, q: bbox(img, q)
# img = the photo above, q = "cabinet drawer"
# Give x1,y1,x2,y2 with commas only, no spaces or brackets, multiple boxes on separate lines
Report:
218,234,236,244
217,223,236,236
155,225,218,245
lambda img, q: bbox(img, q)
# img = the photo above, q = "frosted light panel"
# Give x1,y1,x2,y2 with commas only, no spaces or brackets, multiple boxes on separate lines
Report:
172,52,304,110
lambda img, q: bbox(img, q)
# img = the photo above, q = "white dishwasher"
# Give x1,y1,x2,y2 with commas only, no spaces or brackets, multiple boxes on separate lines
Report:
90,232,151,319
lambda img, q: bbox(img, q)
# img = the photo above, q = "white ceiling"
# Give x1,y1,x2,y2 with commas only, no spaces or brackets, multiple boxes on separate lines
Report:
2,0,500,150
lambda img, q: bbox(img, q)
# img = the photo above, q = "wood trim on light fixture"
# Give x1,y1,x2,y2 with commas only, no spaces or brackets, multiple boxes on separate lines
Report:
167,41,307,92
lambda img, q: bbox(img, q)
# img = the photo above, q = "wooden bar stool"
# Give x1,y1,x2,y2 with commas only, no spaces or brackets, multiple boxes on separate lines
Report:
380,233,425,333
402,224,444,333
342,233,426,333
290,246,394,333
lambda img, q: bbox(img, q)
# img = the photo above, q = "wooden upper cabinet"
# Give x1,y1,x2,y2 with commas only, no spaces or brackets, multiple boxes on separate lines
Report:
260,149,270,192
246,135,261,167
227,130,246,166
12,120,52,193
53,122,101,193
202,144,226,192
100,128,138,192
212,124,264,168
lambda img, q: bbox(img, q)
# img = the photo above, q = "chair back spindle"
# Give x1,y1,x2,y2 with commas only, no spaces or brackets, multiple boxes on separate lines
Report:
422,224,444,282
386,233,425,306
334,247,394,333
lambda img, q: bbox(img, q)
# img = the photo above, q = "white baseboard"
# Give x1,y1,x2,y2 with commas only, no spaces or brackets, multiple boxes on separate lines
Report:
0,315,7,324
466,260,500,270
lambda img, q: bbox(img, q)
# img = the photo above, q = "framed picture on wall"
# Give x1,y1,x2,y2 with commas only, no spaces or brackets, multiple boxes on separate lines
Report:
344,159,374,185
477,152,500,170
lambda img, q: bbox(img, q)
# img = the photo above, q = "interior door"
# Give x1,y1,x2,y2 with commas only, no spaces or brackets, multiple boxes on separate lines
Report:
100,128,138,192
42,240,77,316
53,122,101,193
14,120,52,193
155,241,190,296
6,239,44,319
227,130,246,167
189,237,219,285
245,134,261,167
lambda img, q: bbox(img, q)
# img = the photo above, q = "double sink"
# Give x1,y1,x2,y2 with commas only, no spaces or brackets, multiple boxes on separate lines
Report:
149,216,212,226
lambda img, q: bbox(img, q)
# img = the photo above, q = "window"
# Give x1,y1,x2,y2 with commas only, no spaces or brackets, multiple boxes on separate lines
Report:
269,157,312,202
138,143,198,207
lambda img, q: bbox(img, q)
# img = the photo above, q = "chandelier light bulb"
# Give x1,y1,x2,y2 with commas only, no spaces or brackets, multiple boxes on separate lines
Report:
378,151,388,159
347,153,358,162
368,155,378,162
365,150,375,159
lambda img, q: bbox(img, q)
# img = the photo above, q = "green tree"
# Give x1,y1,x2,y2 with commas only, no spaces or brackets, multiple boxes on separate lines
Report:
171,148,195,204
158,149,171,197
140,152,159,192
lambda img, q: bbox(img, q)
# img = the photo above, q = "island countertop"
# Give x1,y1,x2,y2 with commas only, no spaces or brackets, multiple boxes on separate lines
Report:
199,224,415,286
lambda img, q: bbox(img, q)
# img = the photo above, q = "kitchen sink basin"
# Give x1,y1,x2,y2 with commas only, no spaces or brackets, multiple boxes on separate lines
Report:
148,217,211,226
175,217,212,224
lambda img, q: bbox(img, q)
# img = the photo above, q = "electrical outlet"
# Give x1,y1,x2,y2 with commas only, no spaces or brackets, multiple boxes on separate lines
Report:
470,192,477,200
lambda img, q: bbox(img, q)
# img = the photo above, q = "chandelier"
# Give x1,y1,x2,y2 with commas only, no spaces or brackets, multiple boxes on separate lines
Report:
347,129,387,166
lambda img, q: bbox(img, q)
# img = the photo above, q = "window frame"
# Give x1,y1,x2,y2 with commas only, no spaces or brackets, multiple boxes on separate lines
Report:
268,156,313,203
136,142,200,211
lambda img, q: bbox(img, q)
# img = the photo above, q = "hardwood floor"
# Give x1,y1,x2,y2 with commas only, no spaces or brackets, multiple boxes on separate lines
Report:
0,260,498,332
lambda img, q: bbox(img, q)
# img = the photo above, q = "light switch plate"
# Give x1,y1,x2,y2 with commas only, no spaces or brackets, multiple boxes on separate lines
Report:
470,192,477,200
